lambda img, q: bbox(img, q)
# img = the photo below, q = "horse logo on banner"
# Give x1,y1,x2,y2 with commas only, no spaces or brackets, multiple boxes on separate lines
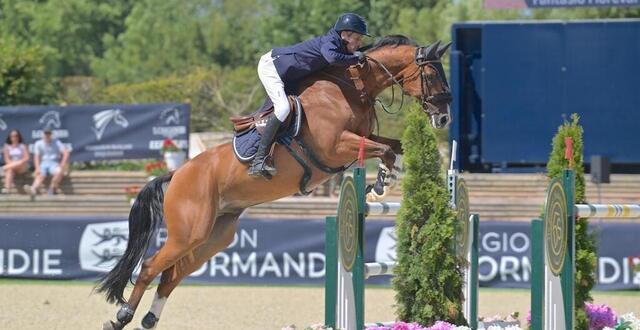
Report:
92,109,129,140
160,107,181,125
39,111,62,130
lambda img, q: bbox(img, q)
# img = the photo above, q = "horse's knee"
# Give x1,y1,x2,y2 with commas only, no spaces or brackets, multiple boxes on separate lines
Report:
381,146,396,165
137,264,158,286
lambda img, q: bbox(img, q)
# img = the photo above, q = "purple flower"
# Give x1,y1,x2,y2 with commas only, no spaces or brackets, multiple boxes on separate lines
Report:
425,321,456,330
365,322,427,330
585,303,617,330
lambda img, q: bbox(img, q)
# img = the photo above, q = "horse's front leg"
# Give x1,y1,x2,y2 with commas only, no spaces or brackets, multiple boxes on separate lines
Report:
335,131,396,200
369,134,403,156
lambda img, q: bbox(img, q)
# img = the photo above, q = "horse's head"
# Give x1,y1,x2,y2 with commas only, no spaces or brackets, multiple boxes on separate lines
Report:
399,41,452,129
364,37,453,129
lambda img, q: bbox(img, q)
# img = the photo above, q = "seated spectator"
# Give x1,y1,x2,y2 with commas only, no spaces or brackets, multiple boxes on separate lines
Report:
27,129,70,196
2,129,30,194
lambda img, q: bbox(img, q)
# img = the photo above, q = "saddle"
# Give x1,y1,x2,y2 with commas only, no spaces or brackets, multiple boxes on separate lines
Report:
229,95,351,195
230,95,304,163
230,96,302,135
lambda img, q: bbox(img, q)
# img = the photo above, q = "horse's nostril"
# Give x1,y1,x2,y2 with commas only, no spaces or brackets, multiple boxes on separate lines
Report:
439,115,449,126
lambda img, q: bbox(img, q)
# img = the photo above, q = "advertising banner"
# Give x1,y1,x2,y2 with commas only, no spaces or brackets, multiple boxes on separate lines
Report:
0,103,189,162
1,217,638,290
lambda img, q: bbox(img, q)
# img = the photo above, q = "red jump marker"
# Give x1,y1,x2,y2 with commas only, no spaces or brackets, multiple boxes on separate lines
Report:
358,136,365,168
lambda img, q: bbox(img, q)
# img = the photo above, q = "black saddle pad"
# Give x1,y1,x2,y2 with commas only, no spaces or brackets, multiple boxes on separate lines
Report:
232,96,303,163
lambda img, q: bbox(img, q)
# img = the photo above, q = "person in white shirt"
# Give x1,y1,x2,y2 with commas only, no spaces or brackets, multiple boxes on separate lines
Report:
2,129,30,194
28,129,70,196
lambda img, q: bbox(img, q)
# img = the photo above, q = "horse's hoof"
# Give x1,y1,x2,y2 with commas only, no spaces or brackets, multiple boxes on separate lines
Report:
103,320,121,330
141,312,158,329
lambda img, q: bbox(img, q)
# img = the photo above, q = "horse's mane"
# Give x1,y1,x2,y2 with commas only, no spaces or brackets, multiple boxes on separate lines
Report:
362,35,418,53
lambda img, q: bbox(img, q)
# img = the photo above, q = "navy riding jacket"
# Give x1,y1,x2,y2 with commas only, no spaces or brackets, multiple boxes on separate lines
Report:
271,29,359,84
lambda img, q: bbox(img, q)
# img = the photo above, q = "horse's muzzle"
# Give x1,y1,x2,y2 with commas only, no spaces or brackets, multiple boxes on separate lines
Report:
432,112,450,129
423,102,451,129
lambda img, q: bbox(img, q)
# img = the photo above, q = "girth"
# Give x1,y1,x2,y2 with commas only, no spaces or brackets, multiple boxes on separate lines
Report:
282,136,353,195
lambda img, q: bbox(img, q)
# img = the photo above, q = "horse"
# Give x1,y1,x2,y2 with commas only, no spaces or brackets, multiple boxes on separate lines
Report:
97,35,452,330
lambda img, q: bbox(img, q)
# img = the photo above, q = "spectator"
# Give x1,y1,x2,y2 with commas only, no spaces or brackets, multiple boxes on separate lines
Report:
27,129,70,196
2,129,30,194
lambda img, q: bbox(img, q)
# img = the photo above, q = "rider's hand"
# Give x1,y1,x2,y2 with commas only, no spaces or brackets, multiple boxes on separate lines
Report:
354,51,366,64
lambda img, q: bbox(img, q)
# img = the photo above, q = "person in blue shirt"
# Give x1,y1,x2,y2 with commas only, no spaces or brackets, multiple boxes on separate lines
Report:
248,13,370,179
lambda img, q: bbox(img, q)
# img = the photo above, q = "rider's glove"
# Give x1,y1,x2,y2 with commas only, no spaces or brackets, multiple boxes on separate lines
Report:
354,51,366,63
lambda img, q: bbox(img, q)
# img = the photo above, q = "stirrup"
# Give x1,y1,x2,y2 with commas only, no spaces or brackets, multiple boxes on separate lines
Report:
248,160,277,179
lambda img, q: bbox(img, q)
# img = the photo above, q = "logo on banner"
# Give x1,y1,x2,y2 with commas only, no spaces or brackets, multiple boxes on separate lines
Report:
375,227,397,262
79,221,128,272
0,115,6,131
39,111,62,130
150,106,188,150
33,111,69,139
92,109,129,140
160,107,181,125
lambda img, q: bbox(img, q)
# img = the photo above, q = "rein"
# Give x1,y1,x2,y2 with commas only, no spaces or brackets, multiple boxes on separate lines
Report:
320,45,452,119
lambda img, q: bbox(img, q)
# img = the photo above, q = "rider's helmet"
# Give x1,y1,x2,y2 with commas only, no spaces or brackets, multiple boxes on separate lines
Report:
334,13,371,36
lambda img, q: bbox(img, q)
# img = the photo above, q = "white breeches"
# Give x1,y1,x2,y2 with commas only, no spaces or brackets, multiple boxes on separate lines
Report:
258,51,290,122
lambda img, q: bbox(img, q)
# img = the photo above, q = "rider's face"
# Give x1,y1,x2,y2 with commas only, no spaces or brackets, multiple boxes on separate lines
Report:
340,31,363,53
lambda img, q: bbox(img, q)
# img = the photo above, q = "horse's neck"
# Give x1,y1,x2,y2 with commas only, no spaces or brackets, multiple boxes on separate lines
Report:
365,50,412,97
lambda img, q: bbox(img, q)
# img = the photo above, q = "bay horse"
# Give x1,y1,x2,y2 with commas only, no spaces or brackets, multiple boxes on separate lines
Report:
98,35,452,330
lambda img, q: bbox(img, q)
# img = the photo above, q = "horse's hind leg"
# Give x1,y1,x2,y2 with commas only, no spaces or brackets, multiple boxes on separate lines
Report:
104,185,218,330
134,212,241,330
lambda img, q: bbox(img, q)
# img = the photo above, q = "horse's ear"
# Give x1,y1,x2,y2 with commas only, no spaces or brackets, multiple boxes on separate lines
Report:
424,40,440,60
436,41,452,59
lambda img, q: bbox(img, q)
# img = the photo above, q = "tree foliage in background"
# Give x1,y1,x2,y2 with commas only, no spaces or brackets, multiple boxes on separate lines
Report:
393,105,466,326
0,0,133,77
0,36,56,105
546,114,597,330
1,0,639,131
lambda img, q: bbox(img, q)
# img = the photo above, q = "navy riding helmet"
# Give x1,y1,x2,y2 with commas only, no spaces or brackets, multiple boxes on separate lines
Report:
334,13,371,37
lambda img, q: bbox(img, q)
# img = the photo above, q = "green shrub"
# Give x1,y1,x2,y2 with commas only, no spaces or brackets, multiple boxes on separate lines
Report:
392,105,466,326
546,114,597,330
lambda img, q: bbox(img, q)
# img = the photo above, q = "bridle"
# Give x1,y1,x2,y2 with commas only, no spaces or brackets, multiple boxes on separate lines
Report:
364,46,452,117
414,46,453,116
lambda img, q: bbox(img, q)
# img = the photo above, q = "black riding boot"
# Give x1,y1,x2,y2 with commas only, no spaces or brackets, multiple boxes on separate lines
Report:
248,116,282,179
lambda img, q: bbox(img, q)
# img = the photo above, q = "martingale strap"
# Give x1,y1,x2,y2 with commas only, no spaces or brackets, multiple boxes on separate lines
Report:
281,137,354,196
282,142,314,196
295,136,353,174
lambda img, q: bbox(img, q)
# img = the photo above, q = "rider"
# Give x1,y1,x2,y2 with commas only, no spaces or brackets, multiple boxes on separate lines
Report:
248,13,370,179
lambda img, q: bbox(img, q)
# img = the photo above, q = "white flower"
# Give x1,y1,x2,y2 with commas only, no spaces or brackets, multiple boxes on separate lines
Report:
452,327,471,330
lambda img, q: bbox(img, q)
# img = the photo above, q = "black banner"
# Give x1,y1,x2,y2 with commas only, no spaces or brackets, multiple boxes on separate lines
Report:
0,103,189,162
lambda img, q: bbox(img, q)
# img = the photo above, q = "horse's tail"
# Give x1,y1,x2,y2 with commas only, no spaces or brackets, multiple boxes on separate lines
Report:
95,173,174,304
